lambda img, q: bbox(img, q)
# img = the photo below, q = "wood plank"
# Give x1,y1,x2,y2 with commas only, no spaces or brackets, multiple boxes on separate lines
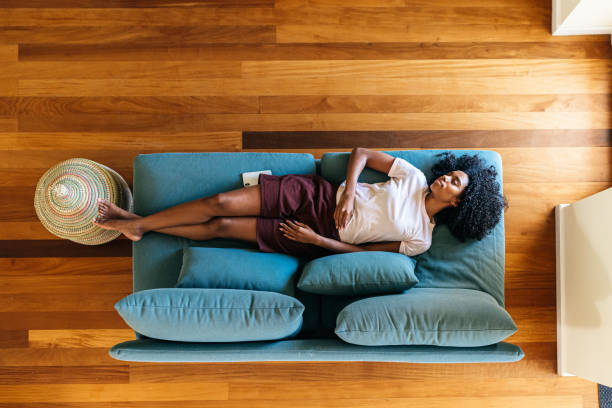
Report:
0,166,131,187
0,331,28,347
0,149,142,169
0,96,16,115
505,307,555,343
0,348,126,366
0,131,242,151
0,0,273,7
0,7,549,27
17,77,612,96
0,97,257,114
0,258,131,277
0,383,228,403
276,24,609,43
29,329,135,348
0,26,275,45
0,118,17,131
0,293,130,312
0,312,127,330
18,42,612,61
0,239,131,258
505,288,555,307
129,357,557,383
244,129,612,148
0,366,130,385
317,0,549,6
0,275,131,294
10,59,609,80
227,379,590,400
499,148,612,182
0,45,17,61
0,81,17,96
258,94,612,114
242,59,612,79
16,112,612,133
5,61,242,79
0,397,584,408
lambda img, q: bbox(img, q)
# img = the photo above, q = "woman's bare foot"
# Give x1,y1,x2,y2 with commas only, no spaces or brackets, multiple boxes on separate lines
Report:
96,198,141,221
92,199,144,242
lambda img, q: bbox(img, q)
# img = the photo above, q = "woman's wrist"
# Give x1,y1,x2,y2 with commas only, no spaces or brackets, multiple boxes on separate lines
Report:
342,184,357,197
314,236,367,253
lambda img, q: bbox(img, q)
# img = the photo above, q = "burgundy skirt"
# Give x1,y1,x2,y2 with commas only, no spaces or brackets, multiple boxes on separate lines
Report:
256,173,341,260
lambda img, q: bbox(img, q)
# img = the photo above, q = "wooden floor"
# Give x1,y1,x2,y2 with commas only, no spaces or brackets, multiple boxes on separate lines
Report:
1,0,611,406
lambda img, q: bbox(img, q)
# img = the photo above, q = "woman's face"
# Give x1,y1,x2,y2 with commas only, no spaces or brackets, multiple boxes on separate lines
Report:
431,170,469,207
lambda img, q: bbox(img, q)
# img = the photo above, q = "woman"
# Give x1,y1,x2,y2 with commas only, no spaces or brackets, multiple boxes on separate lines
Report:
92,147,508,259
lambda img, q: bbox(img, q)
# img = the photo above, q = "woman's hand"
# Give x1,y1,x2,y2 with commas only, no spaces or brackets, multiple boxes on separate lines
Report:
334,190,355,230
279,220,321,245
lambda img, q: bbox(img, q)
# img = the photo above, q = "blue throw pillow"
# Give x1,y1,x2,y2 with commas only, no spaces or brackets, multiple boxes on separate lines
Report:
297,251,418,295
335,288,517,347
175,247,300,296
115,288,304,342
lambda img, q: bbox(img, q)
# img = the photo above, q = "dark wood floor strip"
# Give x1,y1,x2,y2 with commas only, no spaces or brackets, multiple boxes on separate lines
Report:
18,42,612,61
0,240,131,258
0,0,274,7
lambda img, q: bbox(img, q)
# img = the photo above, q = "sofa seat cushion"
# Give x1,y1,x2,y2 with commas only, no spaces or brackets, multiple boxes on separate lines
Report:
335,288,517,347
115,288,305,342
320,150,506,307
297,251,418,295
176,247,300,297
132,152,316,292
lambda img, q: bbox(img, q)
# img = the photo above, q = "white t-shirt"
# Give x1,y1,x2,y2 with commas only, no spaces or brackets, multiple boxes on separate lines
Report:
335,157,435,256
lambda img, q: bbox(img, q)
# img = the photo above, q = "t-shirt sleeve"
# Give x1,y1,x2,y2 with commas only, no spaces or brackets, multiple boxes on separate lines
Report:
399,239,431,256
388,157,422,180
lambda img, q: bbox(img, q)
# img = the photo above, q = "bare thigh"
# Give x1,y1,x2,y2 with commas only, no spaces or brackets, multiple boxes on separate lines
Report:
216,217,258,243
214,185,261,217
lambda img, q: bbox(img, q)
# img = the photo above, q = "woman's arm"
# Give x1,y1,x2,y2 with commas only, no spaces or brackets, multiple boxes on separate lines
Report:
344,147,397,196
335,147,398,229
279,220,401,254
314,236,401,254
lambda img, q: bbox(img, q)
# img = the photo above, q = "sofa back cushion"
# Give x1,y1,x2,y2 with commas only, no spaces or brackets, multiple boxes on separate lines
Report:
335,288,517,347
297,251,418,296
115,288,305,342
320,150,506,307
176,247,300,297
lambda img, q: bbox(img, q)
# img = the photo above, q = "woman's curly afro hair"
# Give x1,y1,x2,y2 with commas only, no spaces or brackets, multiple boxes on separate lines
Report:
429,152,509,242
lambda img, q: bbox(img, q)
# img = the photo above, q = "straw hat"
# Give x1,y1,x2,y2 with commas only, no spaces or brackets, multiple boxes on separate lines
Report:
34,158,133,245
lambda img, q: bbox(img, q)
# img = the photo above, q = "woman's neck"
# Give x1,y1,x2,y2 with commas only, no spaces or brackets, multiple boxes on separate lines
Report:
424,191,450,223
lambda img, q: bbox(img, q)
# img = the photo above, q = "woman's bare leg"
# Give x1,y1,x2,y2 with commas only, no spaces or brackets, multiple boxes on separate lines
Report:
92,184,262,241
97,203,257,242
152,217,257,242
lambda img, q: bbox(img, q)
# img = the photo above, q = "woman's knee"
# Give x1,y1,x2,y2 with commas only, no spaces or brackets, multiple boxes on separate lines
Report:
201,194,226,213
209,217,229,236
211,217,257,242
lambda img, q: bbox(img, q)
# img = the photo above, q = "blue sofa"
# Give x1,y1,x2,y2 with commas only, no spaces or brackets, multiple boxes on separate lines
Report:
109,150,524,363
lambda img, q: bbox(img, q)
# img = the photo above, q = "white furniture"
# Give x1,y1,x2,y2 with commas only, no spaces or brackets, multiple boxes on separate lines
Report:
555,187,612,387
552,0,612,44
